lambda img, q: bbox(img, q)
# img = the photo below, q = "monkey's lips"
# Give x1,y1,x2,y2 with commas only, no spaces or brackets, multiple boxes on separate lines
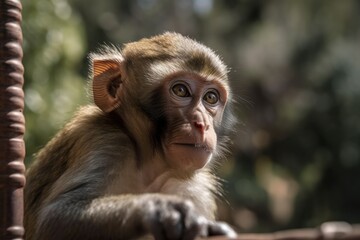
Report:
173,143,213,152
167,143,214,170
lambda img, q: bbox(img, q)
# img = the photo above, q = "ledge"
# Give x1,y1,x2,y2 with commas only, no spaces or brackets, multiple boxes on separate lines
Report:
199,222,360,240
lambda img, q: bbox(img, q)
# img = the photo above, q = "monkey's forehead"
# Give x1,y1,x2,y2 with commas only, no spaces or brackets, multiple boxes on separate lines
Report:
144,60,229,95
122,32,229,82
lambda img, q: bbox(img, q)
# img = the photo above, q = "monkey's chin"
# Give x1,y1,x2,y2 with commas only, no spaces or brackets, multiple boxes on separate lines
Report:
166,144,213,171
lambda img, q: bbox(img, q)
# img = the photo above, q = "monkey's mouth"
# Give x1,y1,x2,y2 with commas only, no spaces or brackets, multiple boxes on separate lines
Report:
174,143,212,152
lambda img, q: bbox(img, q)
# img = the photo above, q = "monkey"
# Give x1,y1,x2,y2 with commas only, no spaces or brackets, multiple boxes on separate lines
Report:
24,32,236,240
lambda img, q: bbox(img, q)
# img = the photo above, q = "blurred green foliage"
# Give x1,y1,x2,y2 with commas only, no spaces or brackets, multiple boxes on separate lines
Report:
23,0,360,233
23,0,87,158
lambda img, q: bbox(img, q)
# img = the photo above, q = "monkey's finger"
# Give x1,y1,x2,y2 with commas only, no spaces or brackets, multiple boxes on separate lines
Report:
148,217,166,240
162,209,183,240
182,212,208,240
185,215,209,240
143,208,166,240
171,200,200,240
207,221,237,238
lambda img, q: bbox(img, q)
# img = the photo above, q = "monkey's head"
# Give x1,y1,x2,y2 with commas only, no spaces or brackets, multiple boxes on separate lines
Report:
90,32,233,173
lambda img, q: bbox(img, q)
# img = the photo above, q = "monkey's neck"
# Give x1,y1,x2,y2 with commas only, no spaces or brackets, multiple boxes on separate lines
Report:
140,153,170,190
140,153,195,192
143,170,172,192
142,167,198,194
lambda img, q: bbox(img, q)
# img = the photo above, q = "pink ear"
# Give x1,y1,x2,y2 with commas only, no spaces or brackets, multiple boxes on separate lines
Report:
92,59,123,113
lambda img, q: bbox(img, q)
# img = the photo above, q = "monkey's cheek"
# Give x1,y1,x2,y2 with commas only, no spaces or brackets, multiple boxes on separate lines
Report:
167,146,213,171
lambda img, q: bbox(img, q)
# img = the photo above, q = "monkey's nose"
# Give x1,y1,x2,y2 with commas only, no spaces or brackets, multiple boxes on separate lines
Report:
193,122,207,134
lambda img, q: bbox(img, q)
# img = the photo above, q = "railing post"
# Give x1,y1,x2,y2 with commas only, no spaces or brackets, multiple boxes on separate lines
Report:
0,0,25,239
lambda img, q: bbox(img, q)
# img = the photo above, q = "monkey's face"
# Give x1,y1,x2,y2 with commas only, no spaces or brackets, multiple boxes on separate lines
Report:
162,74,228,172
90,33,232,173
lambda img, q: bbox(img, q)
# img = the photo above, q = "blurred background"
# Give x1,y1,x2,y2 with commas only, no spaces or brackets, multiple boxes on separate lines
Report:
22,0,360,233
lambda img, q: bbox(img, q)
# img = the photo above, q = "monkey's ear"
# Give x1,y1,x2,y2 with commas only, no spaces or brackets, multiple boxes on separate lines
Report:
92,59,123,113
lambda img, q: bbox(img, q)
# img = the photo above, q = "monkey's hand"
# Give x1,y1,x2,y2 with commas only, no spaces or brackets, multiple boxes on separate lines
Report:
141,195,236,240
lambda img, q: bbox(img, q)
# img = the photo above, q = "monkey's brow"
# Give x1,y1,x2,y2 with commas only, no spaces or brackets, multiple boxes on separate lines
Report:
182,51,226,77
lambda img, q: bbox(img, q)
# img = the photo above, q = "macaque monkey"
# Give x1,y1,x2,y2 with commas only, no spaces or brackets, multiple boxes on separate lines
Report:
24,32,236,240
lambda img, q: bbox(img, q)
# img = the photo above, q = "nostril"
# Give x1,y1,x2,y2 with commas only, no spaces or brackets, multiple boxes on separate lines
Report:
193,122,206,133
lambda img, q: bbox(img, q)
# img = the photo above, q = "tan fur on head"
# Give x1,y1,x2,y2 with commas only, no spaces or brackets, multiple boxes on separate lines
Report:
89,32,230,113
122,32,229,85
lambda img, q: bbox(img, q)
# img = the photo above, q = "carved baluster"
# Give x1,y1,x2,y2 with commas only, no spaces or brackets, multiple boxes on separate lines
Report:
0,0,25,239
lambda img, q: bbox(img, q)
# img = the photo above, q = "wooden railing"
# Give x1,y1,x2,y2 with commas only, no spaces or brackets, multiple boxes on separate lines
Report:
0,0,25,239
203,222,360,240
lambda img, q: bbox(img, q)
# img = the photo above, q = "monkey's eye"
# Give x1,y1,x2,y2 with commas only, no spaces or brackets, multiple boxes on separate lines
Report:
172,83,191,97
203,90,219,105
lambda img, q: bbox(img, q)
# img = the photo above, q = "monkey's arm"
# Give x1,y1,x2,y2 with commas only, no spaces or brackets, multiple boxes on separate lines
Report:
35,157,235,240
37,188,234,240
38,192,194,239
33,153,142,239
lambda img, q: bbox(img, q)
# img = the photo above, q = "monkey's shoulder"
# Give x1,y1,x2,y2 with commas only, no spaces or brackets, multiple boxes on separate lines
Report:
25,105,132,207
32,105,131,166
